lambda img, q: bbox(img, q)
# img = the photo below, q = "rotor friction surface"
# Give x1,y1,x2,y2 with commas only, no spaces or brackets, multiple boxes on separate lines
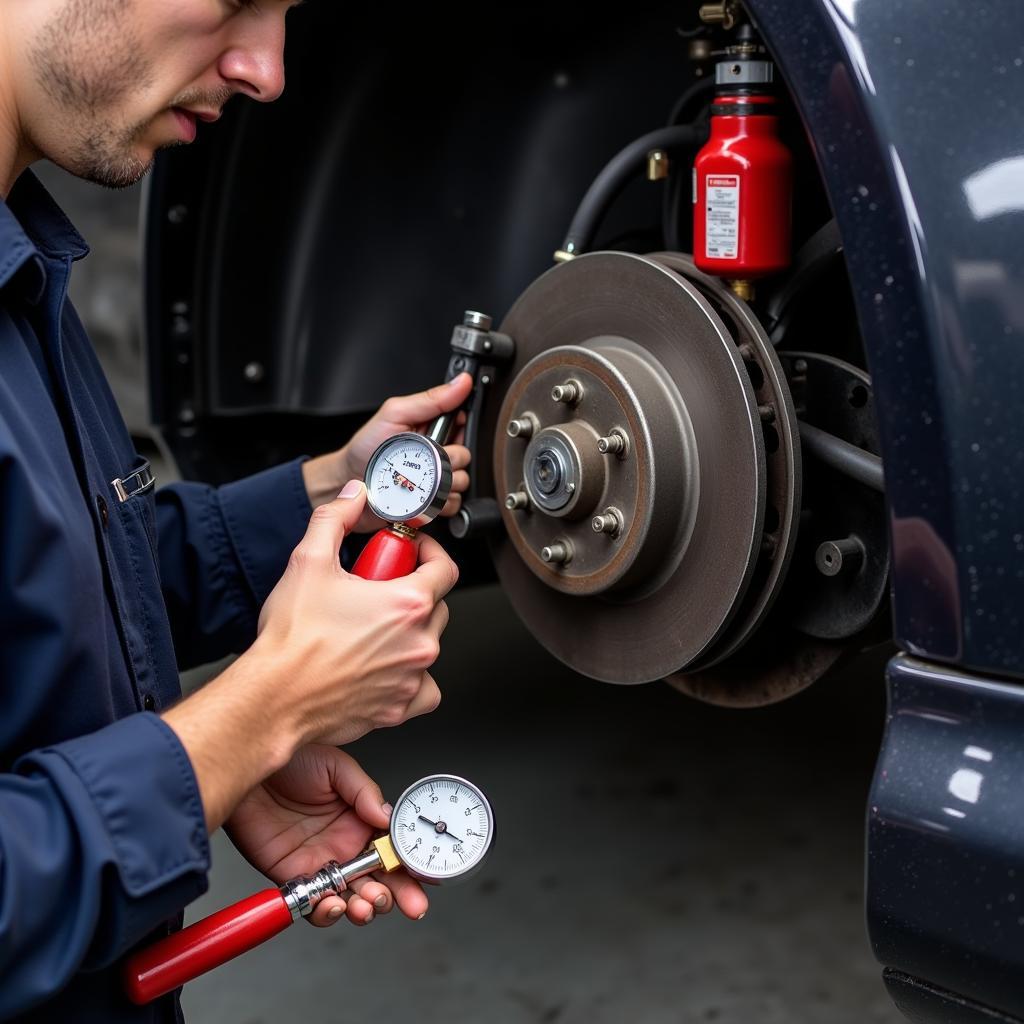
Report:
488,252,765,683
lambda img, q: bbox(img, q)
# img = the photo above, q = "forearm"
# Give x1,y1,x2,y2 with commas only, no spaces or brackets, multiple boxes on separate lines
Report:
162,645,304,832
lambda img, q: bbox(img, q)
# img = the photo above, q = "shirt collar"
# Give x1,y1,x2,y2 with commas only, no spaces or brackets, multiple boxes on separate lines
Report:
0,168,90,300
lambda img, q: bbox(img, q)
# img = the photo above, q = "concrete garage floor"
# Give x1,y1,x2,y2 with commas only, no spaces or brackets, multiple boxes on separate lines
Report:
181,584,902,1024
32,161,904,1024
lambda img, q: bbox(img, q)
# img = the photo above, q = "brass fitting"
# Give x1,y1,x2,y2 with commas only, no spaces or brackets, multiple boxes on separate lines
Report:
699,1,740,29
646,149,669,181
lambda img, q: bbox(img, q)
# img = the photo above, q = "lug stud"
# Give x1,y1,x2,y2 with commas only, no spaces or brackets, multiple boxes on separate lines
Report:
551,380,583,405
592,508,624,537
505,491,530,510
597,429,629,457
506,414,538,439
540,540,573,565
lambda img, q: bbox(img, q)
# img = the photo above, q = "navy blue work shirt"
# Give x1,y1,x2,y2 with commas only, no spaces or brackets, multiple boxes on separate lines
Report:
0,172,314,1022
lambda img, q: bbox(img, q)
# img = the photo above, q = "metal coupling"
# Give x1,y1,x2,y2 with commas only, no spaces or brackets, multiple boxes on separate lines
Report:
597,428,629,457
592,508,624,537
505,491,530,511
280,860,350,920
506,413,539,439
551,379,584,405
647,149,669,181
540,540,573,565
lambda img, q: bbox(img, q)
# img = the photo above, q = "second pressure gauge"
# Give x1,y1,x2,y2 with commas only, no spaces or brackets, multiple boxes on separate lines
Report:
389,774,494,883
364,432,453,528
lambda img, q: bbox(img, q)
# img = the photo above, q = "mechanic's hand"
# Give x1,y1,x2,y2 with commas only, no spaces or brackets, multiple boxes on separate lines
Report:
302,373,473,533
253,481,455,747
227,745,428,928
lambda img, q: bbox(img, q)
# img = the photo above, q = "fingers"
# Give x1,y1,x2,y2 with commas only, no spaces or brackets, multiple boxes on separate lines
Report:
308,894,348,927
375,870,429,920
325,753,391,832
293,481,366,564
382,373,473,426
440,493,463,518
403,672,442,721
445,444,471,473
311,873,429,927
412,533,459,601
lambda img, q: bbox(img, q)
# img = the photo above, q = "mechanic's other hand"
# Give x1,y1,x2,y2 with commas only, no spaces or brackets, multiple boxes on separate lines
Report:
302,373,473,532
253,481,456,747
227,745,429,928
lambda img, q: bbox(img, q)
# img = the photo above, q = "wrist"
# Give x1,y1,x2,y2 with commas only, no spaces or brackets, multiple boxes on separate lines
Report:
302,449,350,509
161,649,304,830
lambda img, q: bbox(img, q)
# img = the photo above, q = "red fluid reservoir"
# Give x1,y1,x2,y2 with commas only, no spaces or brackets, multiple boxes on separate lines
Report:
693,94,792,280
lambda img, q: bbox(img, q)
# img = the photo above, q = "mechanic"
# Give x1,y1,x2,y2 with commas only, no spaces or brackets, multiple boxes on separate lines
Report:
0,2,475,1021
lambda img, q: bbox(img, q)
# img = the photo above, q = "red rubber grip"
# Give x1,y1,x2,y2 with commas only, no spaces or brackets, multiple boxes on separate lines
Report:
351,528,418,580
123,888,292,1005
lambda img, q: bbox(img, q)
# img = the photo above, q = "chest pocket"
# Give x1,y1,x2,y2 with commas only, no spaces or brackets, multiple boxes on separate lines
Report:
108,454,178,709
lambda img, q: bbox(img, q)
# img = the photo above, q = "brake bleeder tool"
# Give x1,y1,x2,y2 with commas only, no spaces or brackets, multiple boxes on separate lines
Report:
124,775,495,1004
350,309,515,579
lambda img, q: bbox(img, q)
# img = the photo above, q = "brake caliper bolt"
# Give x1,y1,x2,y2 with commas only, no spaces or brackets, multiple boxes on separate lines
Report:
592,508,623,537
597,429,629,457
540,540,573,565
505,491,530,511
551,380,583,405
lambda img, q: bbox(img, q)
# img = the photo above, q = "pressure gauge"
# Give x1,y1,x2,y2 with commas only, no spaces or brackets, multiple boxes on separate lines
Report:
364,432,453,529
389,774,495,883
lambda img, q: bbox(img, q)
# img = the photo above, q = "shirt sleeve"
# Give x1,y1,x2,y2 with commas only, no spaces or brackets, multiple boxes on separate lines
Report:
156,458,313,670
0,713,209,1018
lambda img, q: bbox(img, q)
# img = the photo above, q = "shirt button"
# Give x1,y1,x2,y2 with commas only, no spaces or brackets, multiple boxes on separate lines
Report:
95,494,109,529
143,693,156,711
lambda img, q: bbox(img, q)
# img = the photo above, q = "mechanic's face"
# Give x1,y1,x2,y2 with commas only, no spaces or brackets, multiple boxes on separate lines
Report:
24,0,296,188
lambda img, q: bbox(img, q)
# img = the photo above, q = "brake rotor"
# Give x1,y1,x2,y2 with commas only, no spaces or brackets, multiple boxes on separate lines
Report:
486,251,770,683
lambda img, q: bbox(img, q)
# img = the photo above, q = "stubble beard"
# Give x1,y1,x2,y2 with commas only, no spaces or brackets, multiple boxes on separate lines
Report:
29,0,161,189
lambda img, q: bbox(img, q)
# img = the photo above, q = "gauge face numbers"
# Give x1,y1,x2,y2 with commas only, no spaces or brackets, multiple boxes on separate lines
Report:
366,435,441,523
390,775,494,883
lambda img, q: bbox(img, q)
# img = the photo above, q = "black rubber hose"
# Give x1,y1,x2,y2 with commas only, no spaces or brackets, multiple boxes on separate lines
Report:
560,124,703,257
798,421,885,493
662,78,715,250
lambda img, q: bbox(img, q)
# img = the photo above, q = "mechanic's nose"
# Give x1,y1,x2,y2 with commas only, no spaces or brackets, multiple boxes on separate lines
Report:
218,34,286,103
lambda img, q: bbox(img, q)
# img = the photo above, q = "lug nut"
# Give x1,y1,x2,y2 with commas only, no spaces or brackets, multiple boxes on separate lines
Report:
505,491,529,511
506,414,537,439
592,508,623,537
551,380,583,405
597,429,629,457
815,537,865,577
540,540,573,565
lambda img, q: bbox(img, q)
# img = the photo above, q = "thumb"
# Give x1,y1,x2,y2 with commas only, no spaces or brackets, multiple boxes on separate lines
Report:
385,372,473,425
300,479,366,560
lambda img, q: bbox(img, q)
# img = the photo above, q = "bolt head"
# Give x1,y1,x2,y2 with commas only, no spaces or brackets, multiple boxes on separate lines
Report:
463,310,493,331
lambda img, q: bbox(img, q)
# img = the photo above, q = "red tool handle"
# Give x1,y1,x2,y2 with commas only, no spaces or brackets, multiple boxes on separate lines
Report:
351,527,418,580
123,888,293,1005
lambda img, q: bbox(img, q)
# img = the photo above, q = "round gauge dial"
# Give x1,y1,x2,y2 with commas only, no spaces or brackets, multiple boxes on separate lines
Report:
389,774,495,883
364,432,452,528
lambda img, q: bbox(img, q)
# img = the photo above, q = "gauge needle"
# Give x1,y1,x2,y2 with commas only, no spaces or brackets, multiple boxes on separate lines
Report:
418,814,463,841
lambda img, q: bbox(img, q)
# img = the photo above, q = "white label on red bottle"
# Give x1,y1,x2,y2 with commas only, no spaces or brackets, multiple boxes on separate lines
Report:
705,174,740,259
